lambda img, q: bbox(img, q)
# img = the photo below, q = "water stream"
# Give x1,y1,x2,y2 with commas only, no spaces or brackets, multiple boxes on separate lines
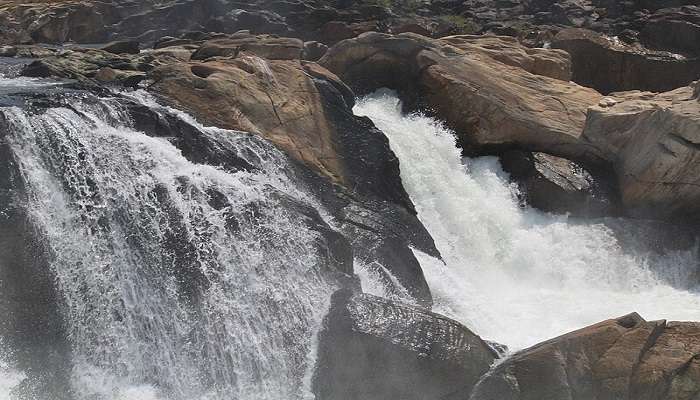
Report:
354,90,700,350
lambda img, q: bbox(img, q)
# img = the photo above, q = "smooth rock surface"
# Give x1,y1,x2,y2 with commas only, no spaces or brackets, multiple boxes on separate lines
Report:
321,32,604,166
470,313,700,400
582,82,700,221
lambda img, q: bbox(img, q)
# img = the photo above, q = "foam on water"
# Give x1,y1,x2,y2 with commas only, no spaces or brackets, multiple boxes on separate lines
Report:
1,88,338,399
354,90,700,350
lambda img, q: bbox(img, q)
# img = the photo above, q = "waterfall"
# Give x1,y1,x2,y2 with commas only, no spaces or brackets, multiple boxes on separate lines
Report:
354,90,700,350
0,79,340,399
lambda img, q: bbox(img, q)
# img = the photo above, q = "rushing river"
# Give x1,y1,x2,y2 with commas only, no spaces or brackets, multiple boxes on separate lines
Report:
354,90,700,351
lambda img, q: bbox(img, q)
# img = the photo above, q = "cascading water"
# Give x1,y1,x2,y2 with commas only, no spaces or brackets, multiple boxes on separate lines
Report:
0,79,340,399
354,90,700,350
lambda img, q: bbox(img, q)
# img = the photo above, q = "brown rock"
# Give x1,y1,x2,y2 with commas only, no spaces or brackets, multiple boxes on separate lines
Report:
552,28,700,94
470,313,700,400
582,83,700,221
149,58,345,183
191,32,303,61
94,66,145,87
320,32,604,166
441,34,573,81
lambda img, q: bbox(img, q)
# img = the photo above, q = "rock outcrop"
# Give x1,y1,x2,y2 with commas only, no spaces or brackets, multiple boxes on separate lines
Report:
582,82,700,221
321,32,604,166
552,28,700,94
313,290,497,400
501,150,618,216
641,6,700,56
470,313,700,400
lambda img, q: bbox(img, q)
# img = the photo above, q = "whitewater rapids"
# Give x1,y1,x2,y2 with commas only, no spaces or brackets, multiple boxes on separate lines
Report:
354,90,700,350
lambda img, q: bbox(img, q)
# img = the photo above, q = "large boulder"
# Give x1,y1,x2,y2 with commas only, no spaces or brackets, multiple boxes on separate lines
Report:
552,28,700,94
313,290,497,400
582,82,700,221
501,150,618,216
320,32,605,166
470,313,700,400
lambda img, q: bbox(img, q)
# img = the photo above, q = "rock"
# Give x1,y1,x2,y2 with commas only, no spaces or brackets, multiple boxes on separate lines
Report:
101,40,140,55
582,82,700,222
441,34,573,81
0,114,73,399
501,150,618,216
313,290,497,400
302,41,328,61
470,313,700,400
641,6,700,56
552,28,700,93
320,32,604,167
94,67,145,87
190,33,304,61
14,31,440,303
0,45,17,57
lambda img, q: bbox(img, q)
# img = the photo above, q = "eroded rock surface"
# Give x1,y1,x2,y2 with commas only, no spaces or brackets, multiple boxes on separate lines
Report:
583,82,700,221
470,313,700,400
501,150,618,216
321,32,604,166
552,28,700,93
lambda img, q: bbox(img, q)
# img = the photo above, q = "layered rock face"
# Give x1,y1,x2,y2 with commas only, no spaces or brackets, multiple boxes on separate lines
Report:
314,290,497,400
471,313,700,400
552,28,700,94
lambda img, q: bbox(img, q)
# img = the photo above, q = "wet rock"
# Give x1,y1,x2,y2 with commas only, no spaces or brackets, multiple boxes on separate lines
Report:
470,313,700,400
313,290,497,400
501,150,618,216
101,40,140,55
552,28,700,93
0,114,73,399
582,82,700,222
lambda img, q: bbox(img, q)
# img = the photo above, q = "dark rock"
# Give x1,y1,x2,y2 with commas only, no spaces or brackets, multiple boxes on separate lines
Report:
313,290,497,400
101,40,140,55
641,6,700,55
552,28,700,93
302,41,329,61
0,114,73,399
501,150,618,216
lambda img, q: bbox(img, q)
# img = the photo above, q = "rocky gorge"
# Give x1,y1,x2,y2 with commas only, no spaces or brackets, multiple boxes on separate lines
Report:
0,1,698,400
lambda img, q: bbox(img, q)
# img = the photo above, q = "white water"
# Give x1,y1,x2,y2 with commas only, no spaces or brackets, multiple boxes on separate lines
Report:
2,90,339,399
354,90,700,350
